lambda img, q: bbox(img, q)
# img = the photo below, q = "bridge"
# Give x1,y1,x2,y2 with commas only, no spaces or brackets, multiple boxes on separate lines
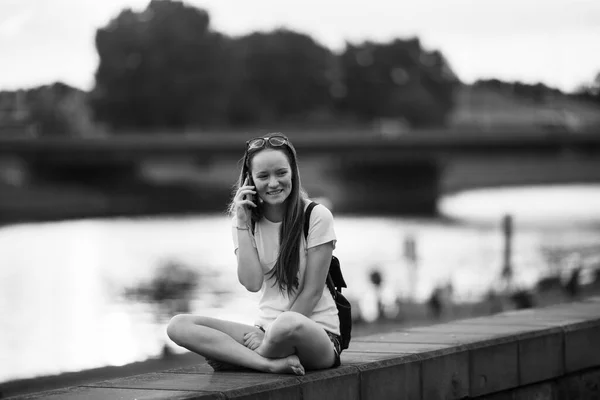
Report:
2,129,600,160
1,129,600,218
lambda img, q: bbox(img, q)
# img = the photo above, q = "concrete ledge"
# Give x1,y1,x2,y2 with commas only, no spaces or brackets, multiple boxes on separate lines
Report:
11,298,600,400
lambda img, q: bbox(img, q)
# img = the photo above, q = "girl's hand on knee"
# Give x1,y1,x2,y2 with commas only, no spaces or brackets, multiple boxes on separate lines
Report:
243,330,264,351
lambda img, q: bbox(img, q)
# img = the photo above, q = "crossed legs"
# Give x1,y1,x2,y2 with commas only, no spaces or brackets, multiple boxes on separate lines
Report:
256,311,336,370
166,311,336,375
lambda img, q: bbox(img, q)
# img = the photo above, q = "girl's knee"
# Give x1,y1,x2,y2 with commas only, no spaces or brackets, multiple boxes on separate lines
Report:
270,311,305,339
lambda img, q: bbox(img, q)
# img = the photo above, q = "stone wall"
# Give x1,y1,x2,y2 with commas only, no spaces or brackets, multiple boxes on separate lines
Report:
11,298,600,399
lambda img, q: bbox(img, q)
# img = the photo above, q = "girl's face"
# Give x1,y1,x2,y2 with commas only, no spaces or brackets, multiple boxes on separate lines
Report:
250,149,293,207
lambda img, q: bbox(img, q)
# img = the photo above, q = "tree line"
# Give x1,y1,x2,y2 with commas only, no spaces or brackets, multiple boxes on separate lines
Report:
575,72,600,103
474,78,600,106
90,0,458,131
1,0,598,136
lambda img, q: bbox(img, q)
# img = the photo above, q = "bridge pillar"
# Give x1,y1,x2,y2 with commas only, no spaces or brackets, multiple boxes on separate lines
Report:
333,158,440,215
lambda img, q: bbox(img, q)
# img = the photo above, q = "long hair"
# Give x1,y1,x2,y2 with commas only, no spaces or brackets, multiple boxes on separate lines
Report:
228,133,307,297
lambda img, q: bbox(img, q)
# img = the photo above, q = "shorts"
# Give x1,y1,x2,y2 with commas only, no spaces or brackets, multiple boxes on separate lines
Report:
325,330,342,368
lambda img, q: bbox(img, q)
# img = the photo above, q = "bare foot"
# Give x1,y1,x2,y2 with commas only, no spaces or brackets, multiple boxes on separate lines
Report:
205,357,249,372
269,355,305,376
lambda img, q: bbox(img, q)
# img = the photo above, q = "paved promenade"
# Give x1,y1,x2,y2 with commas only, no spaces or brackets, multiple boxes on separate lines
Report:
9,298,600,399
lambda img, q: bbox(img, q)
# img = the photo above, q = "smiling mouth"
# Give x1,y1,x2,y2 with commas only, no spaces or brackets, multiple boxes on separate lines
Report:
267,189,283,195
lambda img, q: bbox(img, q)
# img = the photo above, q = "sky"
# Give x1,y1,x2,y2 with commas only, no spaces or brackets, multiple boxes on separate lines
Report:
1,0,600,93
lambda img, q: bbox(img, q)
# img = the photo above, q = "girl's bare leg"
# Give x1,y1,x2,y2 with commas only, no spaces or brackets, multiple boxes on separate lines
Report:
255,311,337,370
166,314,304,375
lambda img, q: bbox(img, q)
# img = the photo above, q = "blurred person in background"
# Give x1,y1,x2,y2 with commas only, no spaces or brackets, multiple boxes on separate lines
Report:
167,133,340,375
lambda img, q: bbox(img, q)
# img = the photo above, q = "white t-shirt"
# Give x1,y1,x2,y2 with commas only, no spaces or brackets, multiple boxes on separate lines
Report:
232,201,340,335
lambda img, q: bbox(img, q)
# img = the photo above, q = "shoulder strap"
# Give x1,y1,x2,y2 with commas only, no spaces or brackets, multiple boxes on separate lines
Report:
303,201,319,239
304,201,340,296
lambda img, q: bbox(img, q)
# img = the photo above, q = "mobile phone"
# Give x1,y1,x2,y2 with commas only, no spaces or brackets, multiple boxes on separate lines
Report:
244,173,256,203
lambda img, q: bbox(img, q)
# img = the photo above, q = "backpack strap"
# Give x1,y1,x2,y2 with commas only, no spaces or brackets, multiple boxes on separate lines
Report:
304,201,339,297
303,201,319,239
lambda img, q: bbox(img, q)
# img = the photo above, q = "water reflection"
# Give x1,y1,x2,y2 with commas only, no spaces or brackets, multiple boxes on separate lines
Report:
1,185,599,383
440,184,600,226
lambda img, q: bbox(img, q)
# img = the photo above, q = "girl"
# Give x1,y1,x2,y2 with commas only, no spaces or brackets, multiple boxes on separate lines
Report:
166,133,341,375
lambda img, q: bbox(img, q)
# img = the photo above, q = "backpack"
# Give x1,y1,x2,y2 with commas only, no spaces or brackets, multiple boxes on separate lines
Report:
304,202,352,350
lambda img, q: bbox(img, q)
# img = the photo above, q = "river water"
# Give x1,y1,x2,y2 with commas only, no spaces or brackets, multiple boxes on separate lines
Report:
1,185,600,383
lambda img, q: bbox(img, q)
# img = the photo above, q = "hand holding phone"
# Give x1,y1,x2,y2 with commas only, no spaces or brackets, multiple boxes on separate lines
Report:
235,173,257,227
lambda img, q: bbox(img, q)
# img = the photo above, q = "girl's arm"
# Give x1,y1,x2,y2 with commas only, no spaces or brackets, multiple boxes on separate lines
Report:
289,241,333,316
236,228,264,292
232,176,263,292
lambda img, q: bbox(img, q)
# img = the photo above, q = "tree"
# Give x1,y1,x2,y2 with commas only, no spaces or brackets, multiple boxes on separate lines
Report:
336,38,458,127
24,83,96,136
575,71,600,103
91,0,231,130
226,29,336,125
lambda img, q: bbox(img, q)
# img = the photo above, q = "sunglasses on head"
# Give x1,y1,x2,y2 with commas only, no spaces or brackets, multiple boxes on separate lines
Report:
246,135,288,151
